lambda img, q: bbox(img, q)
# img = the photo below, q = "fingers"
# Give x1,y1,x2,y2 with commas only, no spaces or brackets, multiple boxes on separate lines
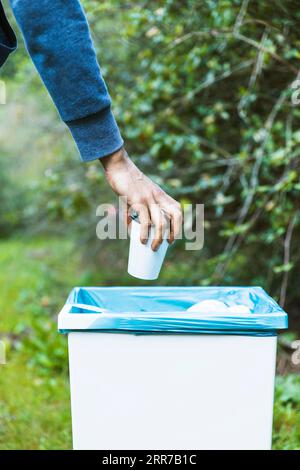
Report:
153,191,183,245
131,203,151,244
149,204,168,251
129,189,182,251
167,203,183,244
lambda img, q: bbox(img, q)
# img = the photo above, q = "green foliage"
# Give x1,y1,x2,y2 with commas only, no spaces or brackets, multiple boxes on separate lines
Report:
95,0,300,308
0,157,25,237
0,238,75,449
12,0,298,309
2,0,300,310
273,375,300,450
0,1,299,449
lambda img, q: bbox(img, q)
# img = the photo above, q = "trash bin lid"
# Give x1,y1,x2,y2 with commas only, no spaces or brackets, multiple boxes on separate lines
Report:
58,286,288,335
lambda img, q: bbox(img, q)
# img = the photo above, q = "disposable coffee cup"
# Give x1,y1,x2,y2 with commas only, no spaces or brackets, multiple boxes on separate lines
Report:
127,218,169,280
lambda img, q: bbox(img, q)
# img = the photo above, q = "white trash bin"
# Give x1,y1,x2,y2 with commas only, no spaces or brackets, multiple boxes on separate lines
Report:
58,286,287,450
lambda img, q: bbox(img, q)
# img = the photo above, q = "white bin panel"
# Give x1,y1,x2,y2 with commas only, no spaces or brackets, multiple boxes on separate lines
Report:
68,333,276,450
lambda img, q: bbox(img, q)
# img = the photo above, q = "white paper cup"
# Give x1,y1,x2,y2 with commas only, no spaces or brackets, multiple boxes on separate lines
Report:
127,219,169,280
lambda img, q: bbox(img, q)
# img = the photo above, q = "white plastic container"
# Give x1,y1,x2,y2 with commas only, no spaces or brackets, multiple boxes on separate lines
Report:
58,286,288,450
127,218,169,280
68,333,276,450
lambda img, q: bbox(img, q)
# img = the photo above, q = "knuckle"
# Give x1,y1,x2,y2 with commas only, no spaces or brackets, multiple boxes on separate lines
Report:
173,200,181,210
139,197,148,206
174,206,183,218
174,203,182,215
134,199,147,210
153,188,164,200
173,213,183,225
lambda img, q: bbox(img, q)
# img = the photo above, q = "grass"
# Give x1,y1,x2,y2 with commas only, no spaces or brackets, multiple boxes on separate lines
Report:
0,237,78,450
0,359,71,449
273,375,300,450
0,236,299,449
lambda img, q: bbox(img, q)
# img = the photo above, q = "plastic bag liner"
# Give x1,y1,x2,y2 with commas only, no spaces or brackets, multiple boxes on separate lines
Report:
58,286,288,336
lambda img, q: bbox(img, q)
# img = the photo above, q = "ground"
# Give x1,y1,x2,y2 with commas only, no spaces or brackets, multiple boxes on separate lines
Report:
0,237,299,449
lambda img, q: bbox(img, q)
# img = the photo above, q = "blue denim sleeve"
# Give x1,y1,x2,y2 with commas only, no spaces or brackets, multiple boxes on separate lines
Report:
9,0,123,161
0,1,17,67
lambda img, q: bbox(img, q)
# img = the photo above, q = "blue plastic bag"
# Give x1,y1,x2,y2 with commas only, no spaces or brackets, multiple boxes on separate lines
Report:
58,286,288,336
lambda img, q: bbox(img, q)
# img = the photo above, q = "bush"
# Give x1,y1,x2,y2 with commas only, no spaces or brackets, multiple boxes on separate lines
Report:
88,0,300,312
3,0,300,317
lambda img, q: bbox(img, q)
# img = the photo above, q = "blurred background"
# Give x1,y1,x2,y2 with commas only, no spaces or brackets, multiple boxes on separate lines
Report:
0,0,299,449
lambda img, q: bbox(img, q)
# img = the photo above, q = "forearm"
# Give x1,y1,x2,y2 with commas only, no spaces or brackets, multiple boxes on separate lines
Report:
10,0,123,161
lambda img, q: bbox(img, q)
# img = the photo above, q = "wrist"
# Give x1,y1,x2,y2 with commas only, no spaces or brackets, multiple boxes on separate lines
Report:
99,146,127,171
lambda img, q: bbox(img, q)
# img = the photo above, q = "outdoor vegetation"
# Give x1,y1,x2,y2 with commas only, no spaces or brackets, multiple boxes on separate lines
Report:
0,0,299,449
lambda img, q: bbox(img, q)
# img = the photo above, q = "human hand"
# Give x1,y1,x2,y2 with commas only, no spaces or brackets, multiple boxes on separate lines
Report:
100,147,183,251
